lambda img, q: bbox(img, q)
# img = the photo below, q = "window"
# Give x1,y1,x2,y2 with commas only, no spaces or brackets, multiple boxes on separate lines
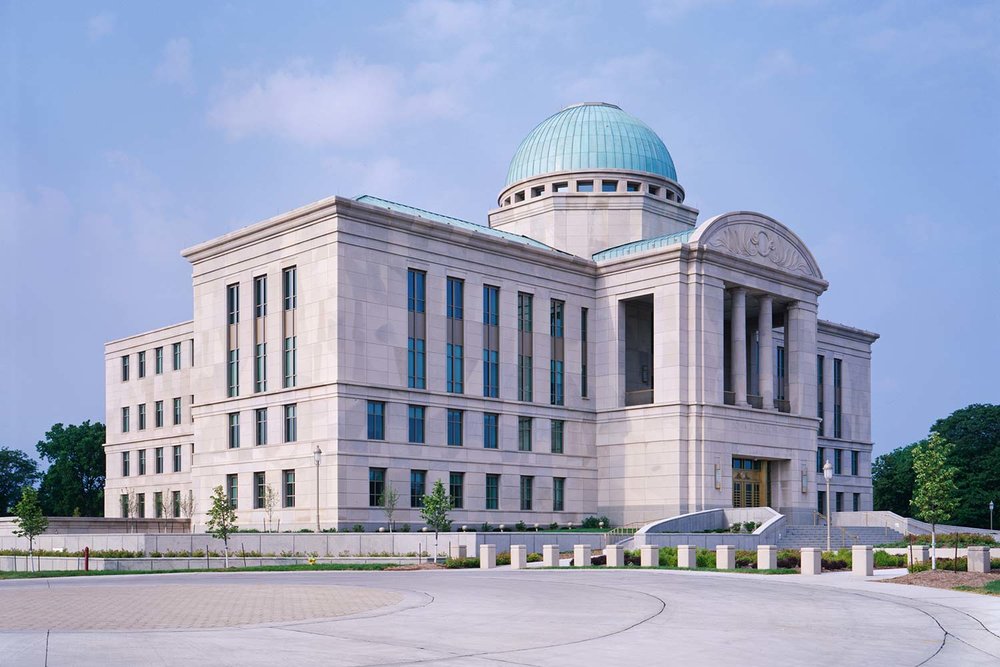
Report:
407,269,426,313
483,285,499,397
553,477,565,511
227,349,239,398
833,358,843,438
817,355,825,436
367,401,385,440
447,409,463,446
283,404,297,442
408,337,426,389
369,468,386,507
154,492,163,518
408,405,425,444
817,489,826,515
283,469,295,507
576,180,593,192
446,277,464,319
173,342,182,370
136,493,145,518
227,473,238,508
446,279,464,394
254,343,267,393
834,449,842,475
518,417,532,452
835,492,844,513
776,346,786,400
550,360,565,405
120,494,128,517
155,346,163,374
154,447,163,474
550,300,564,337
254,472,266,509
122,451,130,477
255,408,268,446
816,447,824,473
450,472,464,509
447,343,463,393
121,406,130,433
520,476,533,510
601,180,618,192
553,181,569,193
138,449,146,475
138,403,147,430
530,185,544,197
283,336,296,388
282,266,297,311
851,450,859,476
154,400,163,428
550,300,564,405
518,292,533,332
138,350,146,378
483,413,498,449
253,275,267,318
648,184,660,196
227,283,240,397
228,412,240,449
514,190,525,202
853,493,861,512
190,339,195,366
518,292,533,402
551,420,564,454
410,470,426,508
172,445,181,473
121,355,129,382
485,474,499,510
581,307,589,398
173,397,182,425
227,283,240,324
172,490,181,518
483,349,499,398
626,181,641,192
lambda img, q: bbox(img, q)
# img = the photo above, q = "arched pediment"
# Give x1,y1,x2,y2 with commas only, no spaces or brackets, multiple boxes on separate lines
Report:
689,211,823,279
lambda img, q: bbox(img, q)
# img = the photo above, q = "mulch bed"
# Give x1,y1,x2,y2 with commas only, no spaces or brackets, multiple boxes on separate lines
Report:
385,563,445,571
882,569,1000,590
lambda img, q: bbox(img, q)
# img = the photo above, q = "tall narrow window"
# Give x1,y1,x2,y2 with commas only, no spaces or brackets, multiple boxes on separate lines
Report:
138,449,146,475
447,409,463,446
483,285,499,397
835,492,844,512
138,403,147,430
227,283,240,397
520,476,533,511
255,343,267,392
154,447,163,474
121,406,130,433
138,351,146,378
255,408,268,446
172,444,181,472
551,420,564,454
852,493,860,511
518,417,532,452
851,450,859,476
485,474,499,510
253,275,267,393
449,472,464,509
834,448,843,475
227,473,238,509
446,277,464,394
283,266,297,310
122,451,130,477
367,401,386,440
817,355,825,436
227,283,240,325
253,275,267,318
172,490,181,517
409,470,426,508
254,472,266,509
172,397,182,425
283,404,297,442
550,360,565,406
227,349,239,397
283,336,296,389
408,405,425,444
173,342,182,370
581,307,589,398
553,477,565,511
155,346,163,374
283,470,295,507
136,493,145,517
154,492,164,518
121,355,129,382
816,447,824,473
407,269,427,390
483,413,498,449
833,358,843,438
283,267,298,388
121,494,129,517
517,292,533,402
154,400,163,428
775,346,786,401
369,468,386,507
228,412,240,448
550,300,565,406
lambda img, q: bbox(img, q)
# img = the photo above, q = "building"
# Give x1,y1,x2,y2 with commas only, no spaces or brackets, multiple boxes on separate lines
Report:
103,102,878,530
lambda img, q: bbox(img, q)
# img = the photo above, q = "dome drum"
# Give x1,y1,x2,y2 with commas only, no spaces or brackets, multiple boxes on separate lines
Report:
497,168,684,210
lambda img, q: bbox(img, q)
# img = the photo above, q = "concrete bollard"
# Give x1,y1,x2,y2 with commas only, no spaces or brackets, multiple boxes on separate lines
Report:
909,545,929,565
511,545,527,570
573,544,589,567
801,547,822,575
852,545,873,576
542,544,560,568
968,546,991,573
757,545,777,570
605,545,624,567
479,544,496,570
677,545,697,569
640,545,659,567
449,544,467,560
716,545,735,570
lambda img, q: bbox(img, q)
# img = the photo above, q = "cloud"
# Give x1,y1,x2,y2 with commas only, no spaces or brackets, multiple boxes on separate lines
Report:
559,51,675,107
155,38,194,92
87,13,115,42
208,58,459,147
742,49,811,86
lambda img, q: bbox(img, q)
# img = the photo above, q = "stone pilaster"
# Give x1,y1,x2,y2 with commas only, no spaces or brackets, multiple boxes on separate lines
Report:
731,288,747,405
758,294,774,408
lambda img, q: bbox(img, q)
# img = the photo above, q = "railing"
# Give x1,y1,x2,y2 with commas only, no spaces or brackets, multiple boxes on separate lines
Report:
813,511,827,526
605,522,646,548
625,390,653,406
723,391,735,406
774,399,791,413
747,394,763,409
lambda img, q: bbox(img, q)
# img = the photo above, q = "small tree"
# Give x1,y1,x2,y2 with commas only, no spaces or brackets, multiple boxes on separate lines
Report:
205,485,238,568
13,487,48,572
382,485,399,533
911,432,959,570
420,480,451,563
179,489,196,532
263,483,277,532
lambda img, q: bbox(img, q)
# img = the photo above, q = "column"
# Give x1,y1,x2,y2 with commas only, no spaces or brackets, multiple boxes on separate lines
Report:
758,295,774,408
786,301,818,416
731,288,747,405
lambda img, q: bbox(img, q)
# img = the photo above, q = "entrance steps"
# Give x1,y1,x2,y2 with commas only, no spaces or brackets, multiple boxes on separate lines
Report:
777,525,903,549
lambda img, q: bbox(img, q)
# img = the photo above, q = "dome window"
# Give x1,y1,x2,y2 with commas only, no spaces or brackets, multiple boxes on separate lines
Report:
553,182,569,193
648,184,661,196
602,180,618,193
530,185,545,198
514,190,525,203
626,181,641,192
576,180,594,192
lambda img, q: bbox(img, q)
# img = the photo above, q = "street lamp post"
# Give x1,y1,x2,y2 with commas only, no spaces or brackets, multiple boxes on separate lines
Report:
990,501,995,532
823,459,833,551
313,446,323,533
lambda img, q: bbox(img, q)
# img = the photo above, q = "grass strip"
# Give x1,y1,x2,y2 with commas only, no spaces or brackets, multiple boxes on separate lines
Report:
0,563,391,580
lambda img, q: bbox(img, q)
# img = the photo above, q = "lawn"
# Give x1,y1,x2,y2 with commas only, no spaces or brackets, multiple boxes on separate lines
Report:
0,563,391,580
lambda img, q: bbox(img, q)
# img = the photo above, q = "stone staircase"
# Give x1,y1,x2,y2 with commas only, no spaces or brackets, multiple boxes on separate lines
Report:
777,525,904,549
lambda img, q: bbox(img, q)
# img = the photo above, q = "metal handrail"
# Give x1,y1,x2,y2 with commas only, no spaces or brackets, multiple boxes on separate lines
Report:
605,522,647,548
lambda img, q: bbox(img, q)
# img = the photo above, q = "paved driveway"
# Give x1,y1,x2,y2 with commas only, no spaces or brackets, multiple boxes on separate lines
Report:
2,568,999,665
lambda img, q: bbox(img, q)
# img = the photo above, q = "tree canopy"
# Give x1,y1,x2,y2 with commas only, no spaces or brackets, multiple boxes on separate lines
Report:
0,447,41,515
36,421,106,517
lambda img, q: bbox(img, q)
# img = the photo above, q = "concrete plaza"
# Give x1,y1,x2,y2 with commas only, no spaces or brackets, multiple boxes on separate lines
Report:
2,568,999,665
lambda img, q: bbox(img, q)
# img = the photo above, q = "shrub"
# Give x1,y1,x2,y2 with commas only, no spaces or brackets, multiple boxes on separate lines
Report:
444,556,480,569
874,550,907,568
695,548,716,568
734,550,756,568
321,528,338,533
527,552,543,563
581,516,611,530
742,521,757,533
496,552,511,566
548,522,559,530
657,547,678,567
481,522,493,532
401,523,411,532
238,528,260,533
776,549,800,569
515,521,528,532
297,528,314,533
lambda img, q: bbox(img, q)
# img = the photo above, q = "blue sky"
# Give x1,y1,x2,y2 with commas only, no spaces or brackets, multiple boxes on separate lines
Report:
1,0,997,461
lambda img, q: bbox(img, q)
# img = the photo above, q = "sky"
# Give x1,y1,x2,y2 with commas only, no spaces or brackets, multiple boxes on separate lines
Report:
1,0,998,462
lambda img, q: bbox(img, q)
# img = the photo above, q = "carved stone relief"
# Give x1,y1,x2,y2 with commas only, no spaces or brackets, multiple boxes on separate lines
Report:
705,224,816,277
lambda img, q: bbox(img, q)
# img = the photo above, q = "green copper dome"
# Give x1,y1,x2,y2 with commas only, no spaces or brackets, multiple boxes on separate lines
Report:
505,103,677,187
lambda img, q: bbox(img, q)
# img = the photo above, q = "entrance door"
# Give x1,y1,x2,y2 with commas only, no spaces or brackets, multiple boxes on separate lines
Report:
732,458,768,508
